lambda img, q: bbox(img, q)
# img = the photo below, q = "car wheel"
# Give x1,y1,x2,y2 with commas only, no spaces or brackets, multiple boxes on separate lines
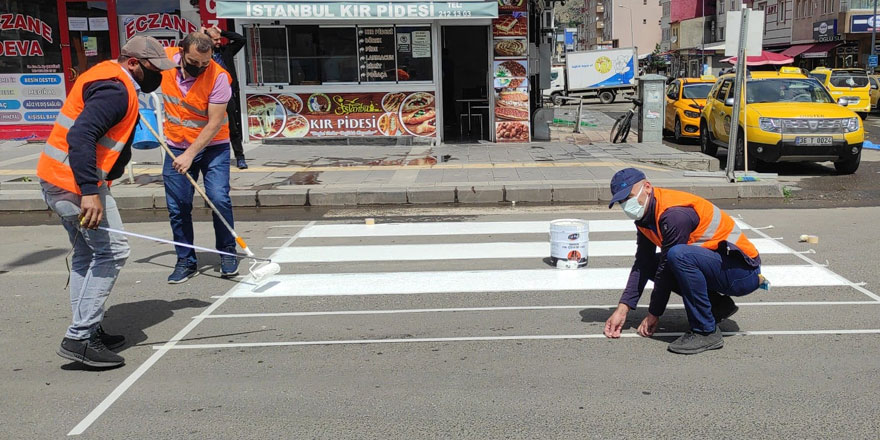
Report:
551,93,563,106
599,91,615,104
699,119,717,157
734,129,758,171
674,118,684,144
834,149,861,174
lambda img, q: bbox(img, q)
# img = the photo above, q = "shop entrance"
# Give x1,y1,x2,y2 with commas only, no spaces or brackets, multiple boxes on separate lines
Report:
58,0,121,91
440,26,489,142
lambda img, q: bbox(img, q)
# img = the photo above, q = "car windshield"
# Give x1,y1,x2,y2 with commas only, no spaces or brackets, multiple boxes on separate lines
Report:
829,71,870,88
746,79,835,104
682,83,713,99
809,73,828,83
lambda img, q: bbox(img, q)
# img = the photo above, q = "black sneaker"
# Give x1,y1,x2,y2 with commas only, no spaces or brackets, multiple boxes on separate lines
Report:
668,327,724,355
220,253,240,278
709,292,739,323
95,325,125,350
168,261,198,284
57,334,125,368
236,158,248,169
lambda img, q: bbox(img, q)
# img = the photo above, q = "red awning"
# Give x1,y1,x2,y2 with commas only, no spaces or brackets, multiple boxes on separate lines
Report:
780,44,813,57
722,51,794,66
801,41,841,58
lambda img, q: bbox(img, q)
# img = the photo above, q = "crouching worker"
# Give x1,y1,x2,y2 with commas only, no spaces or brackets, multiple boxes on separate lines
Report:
602,168,766,354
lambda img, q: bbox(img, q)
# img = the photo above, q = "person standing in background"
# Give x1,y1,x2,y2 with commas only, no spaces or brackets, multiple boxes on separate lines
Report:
204,24,248,169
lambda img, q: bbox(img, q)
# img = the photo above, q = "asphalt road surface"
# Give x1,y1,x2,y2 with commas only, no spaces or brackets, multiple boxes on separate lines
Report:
3,205,880,438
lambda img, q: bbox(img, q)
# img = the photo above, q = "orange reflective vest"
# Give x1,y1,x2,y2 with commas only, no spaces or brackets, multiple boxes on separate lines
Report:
637,187,760,259
160,47,230,145
37,61,139,195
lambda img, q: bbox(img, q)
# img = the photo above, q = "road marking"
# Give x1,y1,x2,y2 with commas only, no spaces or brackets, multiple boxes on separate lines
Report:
67,222,315,436
270,238,789,263
202,301,880,319
296,219,753,238
156,329,880,350
738,218,880,302
228,265,845,298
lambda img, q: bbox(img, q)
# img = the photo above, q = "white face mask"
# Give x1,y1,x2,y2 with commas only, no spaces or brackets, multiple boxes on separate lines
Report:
621,185,647,220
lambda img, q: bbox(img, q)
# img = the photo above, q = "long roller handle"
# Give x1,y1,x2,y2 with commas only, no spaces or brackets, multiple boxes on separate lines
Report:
139,117,255,257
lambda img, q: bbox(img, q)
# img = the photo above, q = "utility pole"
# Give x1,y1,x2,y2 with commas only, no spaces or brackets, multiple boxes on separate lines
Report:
701,0,705,74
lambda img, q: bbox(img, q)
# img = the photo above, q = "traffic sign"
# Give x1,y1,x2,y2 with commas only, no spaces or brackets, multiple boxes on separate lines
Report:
869,55,878,68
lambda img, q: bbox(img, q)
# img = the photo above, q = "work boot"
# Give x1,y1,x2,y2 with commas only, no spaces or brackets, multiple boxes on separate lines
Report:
95,325,126,350
57,334,125,368
668,327,723,355
709,292,739,323
168,261,198,284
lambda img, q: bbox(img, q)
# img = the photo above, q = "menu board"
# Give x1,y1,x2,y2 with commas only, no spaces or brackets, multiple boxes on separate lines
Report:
246,91,437,139
359,27,396,82
492,9,530,143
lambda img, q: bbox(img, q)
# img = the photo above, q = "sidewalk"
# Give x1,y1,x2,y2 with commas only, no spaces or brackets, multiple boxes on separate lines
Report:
0,135,781,211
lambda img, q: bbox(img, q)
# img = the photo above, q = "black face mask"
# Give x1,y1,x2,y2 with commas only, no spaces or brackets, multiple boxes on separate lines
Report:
137,61,162,93
183,59,207,78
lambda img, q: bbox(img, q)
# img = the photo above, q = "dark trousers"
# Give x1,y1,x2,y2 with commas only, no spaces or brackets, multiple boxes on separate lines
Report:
162,143,235,266
227,89,244,160
647,244,761,333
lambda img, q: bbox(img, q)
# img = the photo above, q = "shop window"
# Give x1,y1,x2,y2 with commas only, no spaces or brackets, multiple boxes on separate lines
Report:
288,26,358,84
245,26,289,85
396,26,433,82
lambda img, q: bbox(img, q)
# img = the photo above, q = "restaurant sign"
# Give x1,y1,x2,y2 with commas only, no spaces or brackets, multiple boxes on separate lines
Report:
246,91,437,139
217,1,498,20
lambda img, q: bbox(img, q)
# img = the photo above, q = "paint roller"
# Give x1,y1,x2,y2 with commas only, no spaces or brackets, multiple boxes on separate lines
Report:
97,226,281,283
136,116,277,279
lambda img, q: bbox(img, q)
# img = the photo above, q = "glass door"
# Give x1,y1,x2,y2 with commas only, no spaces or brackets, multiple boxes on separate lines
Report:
58,0,120,90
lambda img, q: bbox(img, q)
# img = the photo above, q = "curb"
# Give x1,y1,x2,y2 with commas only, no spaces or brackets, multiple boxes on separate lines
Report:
0,181,784,211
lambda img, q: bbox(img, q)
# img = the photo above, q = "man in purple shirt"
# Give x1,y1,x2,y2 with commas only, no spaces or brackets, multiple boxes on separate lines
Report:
603,168,764,354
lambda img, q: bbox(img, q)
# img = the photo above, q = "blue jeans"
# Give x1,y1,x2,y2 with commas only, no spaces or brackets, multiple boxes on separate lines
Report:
41,181,130,340
162,143,235,266
665,244,761,333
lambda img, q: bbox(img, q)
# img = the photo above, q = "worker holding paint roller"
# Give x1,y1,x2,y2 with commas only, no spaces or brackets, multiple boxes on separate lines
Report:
159,32,238,284
603,168,766,354
37,36,176,368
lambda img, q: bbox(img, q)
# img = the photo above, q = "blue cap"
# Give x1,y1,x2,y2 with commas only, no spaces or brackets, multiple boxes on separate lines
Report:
608,168,646,208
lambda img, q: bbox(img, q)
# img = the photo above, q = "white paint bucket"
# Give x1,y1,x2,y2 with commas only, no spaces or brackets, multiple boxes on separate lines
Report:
549,219,589,267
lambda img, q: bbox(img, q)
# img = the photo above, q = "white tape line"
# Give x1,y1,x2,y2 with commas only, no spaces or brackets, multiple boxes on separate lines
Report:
156,329,880,350
201,301,880,319
228,265,845,298
67,221,316,436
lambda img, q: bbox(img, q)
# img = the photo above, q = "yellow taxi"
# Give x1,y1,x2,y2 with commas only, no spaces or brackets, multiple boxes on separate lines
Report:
664,75,716,143
869,75,880,111
699,67,864,174
808,67,871,118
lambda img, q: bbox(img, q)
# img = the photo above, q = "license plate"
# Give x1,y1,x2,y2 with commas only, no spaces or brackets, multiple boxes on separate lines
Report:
795,136,833,146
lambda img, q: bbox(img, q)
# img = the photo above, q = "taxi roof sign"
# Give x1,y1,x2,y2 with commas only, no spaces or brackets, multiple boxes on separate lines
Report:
779,66,802,74
699,75,716,81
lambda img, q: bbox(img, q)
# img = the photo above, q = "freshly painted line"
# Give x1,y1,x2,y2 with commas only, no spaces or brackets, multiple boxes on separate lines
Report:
297,219,752,238
228,265,845,297
67,222,316,436
156,329,880,350
738,218,880,302
202,301,880,319
271,238,789,263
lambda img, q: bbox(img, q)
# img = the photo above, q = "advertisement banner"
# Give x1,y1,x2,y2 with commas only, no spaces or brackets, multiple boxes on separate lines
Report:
0,0,65,126
217,1,499,20
246,91,437,139
851,15,880,33
812,19,840,42
492,8,530,143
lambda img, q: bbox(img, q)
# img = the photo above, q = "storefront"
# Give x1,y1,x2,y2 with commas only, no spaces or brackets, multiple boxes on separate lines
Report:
216,0,535,144
0,0,221,140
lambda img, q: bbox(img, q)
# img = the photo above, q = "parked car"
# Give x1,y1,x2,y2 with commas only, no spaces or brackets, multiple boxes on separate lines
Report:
664,75,716,143
700,67,864,174
809,67,871,119
869,75,880,112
